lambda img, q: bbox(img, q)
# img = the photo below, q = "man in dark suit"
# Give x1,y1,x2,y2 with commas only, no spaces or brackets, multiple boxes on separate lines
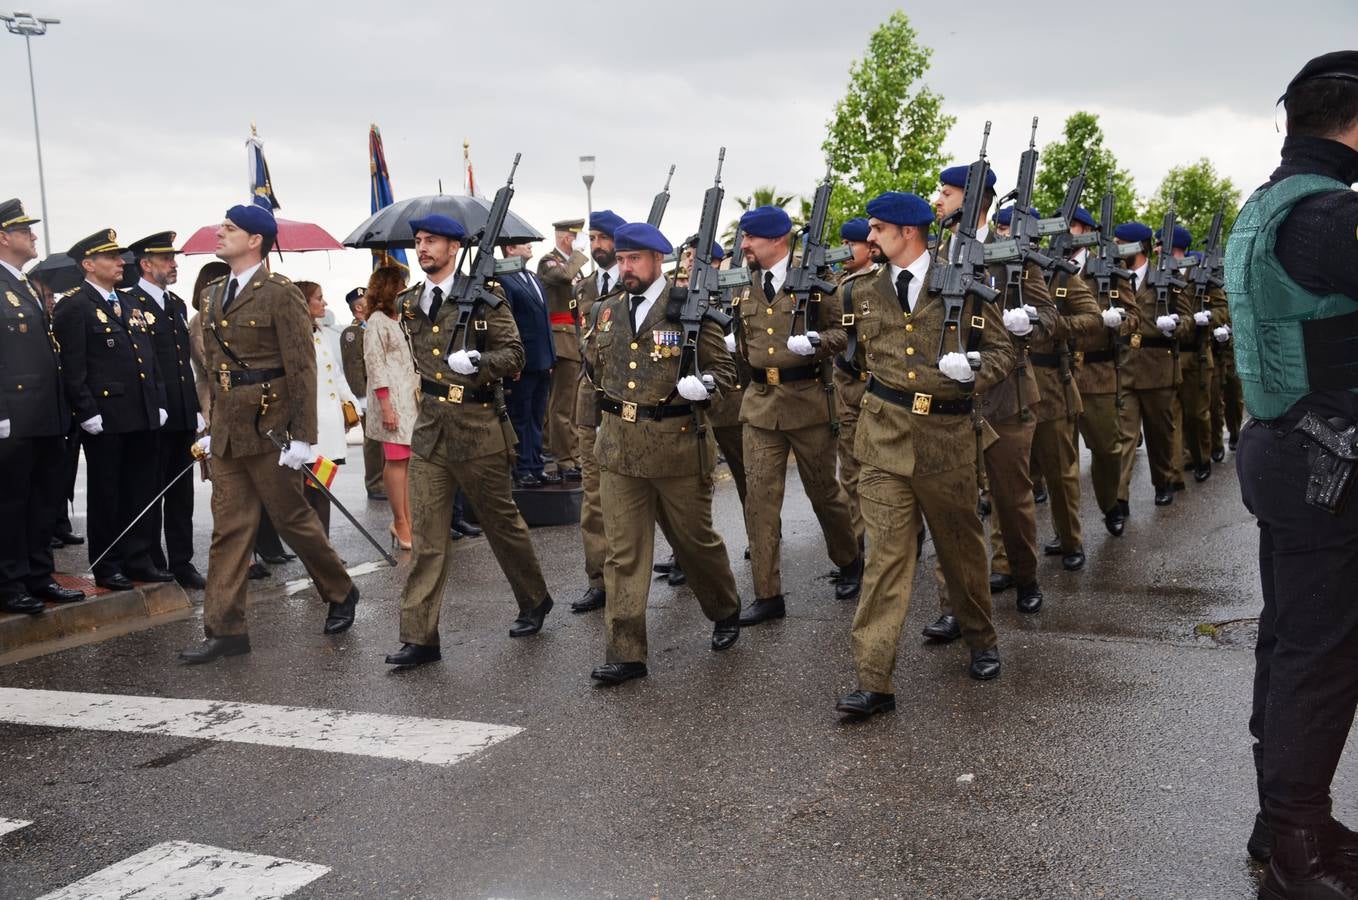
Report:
124,232,206,589
500,240,558,487
52,230,171,591
0,199,84,613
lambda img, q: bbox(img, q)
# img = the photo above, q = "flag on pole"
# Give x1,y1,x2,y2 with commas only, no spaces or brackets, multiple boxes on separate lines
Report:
310,456,338,490
247,123,281,211
369,125,409,272
463,139,480,198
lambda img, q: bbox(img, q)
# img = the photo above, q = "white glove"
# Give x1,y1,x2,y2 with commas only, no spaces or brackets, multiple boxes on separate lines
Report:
195,412,207,433
677,375,710,402
0,418,10,440
786,334,815,356
278,440,314,470
1193,310,1211,326
1156,314,1180,336
449,349,480,375
158,407,168,427
194,435,211,458
1101,308,1124,328
724,333,737,353
1002,308,1034,336
1214,325,1231,343
81,415,104,435
938,352,976,383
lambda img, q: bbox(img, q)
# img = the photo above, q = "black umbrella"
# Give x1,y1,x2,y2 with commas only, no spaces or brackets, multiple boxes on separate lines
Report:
343,194,543,250
29,251,137,294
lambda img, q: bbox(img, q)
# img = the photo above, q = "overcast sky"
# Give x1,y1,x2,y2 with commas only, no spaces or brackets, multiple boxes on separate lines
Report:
2,0,1351,311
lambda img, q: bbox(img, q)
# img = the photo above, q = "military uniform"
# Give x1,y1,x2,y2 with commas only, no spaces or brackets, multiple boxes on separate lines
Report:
572,266,615,601
338,317,386,497
833,290,870,541
537,244,588,475
1175,278,1229,477
1209,322,1243,455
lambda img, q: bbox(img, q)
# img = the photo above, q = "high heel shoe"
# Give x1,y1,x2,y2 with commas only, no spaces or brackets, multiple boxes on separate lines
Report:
389,525,412,551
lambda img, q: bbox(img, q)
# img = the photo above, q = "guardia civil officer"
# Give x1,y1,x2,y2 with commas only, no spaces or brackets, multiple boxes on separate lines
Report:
1230,51,1358,898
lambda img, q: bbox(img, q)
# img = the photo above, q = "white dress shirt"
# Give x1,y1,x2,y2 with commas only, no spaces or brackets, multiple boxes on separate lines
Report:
597,263,619,296
628,274,668,331
420,270,457,318
1131,261,1149,292
888,249,931,313
763,254,791,295
1072,248,1089,274
138,278,167,310
0,259,25,283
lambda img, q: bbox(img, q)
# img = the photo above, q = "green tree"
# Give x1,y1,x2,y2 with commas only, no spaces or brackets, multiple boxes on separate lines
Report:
1140,158,1242,251
821,11,954,233
1031,111,1139,227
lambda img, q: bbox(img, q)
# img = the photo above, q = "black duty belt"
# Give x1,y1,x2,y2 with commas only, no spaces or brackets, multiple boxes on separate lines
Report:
1124,335,1176,349
867,376,973,416
421,377,495,404
597,395,693,423
217,367,284,391
835,356,867,381
1082,349,1117,364
1028,352,1062,368
748,363,820,385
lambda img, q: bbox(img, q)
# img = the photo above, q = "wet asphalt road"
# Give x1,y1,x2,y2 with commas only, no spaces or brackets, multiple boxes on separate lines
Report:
0,439,1348,899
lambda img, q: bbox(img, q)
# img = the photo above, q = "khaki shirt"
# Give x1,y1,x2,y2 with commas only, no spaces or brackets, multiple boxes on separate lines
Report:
1072,270,1139,396
339,320,366,396
1119,273,1194,392
537,248,588,362
1178,282,1229,374
1029,267,1102,422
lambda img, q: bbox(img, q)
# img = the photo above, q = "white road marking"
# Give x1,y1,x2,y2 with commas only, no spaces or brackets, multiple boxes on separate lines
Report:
283,560,388,596
37,840,328,899
0,688,521,766
0,817,31,836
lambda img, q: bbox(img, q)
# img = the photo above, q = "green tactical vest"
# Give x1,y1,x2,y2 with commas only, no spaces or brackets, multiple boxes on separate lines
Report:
1225,173,1358,420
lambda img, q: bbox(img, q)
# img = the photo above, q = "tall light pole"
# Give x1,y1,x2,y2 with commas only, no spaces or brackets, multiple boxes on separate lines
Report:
579,155,595,259
3,11,60,255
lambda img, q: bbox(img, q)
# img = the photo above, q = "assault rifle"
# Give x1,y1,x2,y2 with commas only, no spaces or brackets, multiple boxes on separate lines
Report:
1188,205,1226,387
785,166,852,338
674,148,738,385
648,164,676,228
1046,149,1094,270
446,153,520,355
1084,173,1136,408
928,121,998,362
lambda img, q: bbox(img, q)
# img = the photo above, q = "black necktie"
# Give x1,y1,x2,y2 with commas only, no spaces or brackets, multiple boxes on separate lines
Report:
895,269,914,313
223,278,238,314
428,285,444,322
629,294,645,333
763,272,775,302
601,272,611,295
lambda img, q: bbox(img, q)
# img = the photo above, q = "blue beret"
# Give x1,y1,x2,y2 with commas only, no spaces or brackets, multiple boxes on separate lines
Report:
710,241,724,262
1069,206,1097,229
865,192,934,228
1186,249,1205,260
409,214,466,240
740,205,793,239
226,204,277,239
1114,222,1153,243
994,206,1039,227
613,222,672,255
839,217,870,242
1155,224,1193,250
589,209,626,238
939,165,998,191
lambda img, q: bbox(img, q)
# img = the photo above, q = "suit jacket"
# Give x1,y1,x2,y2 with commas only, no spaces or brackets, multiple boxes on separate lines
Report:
0,264,68,438
503,269,556,372
537,247,588,362
52,282,163,434
1120,271,1194,392
124,284,199,431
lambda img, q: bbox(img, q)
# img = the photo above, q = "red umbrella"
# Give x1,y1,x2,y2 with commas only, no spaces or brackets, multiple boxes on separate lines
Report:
179,217,344,255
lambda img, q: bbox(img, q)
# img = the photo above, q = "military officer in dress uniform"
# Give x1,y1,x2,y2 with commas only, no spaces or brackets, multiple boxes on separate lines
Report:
836,192,1015,719
538,219,589,481
339,286,387,500
568,210,626,614
832,217,876,548
124,232,206,589
0,199,84,613
586,223,741,685
698,241,751,519
734,206,863,628
180,205,358,663
53,230,170,592
384,215,553,668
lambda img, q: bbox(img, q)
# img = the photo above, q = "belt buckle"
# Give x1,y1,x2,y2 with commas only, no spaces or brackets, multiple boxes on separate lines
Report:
447,384,464,404
766,367,781,386
621,401,638,423
1131,334,1142,349
911,392,933,415
218,370,232,393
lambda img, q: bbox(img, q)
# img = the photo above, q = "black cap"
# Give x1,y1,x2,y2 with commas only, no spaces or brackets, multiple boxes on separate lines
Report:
0,198,39,230
68,229,126,262
1281,51,1358,103
128,231,179,257
345,287,366,306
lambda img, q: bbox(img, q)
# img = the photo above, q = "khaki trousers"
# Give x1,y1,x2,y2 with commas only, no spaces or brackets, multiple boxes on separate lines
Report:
983,418,1039,586
547,359,581,470
837,399,865,543
204,452,353,637
1176,373,1213,469
576,422,607,590
1077,392,1124,515
399,442,547,646
1119,386,1178,499
712,424,748,508
1211,363,1243,452
361,417,385,496
1032,416,1083,551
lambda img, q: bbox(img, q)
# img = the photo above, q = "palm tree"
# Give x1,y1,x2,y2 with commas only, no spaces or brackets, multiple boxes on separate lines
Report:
721,186,806,243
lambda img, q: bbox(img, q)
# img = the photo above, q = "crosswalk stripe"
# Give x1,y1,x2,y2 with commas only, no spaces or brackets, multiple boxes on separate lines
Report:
0,817,31,837
36,840,328,899
0,688,521,766
283,559,388,596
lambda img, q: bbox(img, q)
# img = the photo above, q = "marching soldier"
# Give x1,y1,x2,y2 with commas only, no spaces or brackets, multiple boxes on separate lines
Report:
339,286,388,500
538,218,589,482
735,205,864,628
53,229,170,591
1208,305,1241,459
837,192,1014,719
833,217,875,546
697,242,750,517
586,223,741,685
384,215,553,668
569,209,626,614
0,198,84,613
124,232,207,589
180,205,358,664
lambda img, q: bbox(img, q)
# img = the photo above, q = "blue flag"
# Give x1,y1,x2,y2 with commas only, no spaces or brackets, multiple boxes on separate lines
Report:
247,126,280,211
369,125,409,272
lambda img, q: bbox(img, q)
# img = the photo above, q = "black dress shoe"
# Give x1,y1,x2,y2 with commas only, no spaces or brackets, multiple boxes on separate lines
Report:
835,690,896,718
538,470,564,485
95,573,135,591
989,573,1015,593
1154,487,1174,506
514,473,543,488
1118,499,1130,518
367,490,389,501
1172,480,1187,492
743,546,751,560
1042,538,1064,556
54,530,84,546
1250,814,1358,865
179,634,251,664
921,614,961,643
1193,463,1212,483
50,536,64,549
738,595,785,626
1211,447,1226,463
124,566,175,583
448,527,464,541
1229,435,1239,451
1,594,46,615
1062,549,1086,571
590,661,647,685
28,582,84,603
571,587,605,613
969,647,1001,681
1016,583,1043,614
711,612,740,651
452,519,482,537
1260,823,1358,900
173,566,207,590
561,467,583,482
977,494,992,517
834,556,864,601
653,555,675,575
247,562,270,580
259,552,295,565
510,595,553,637
1104,507,1126,537
666,561,687,586
385,642,441,666
323,586,359,635
1032,484,1048,505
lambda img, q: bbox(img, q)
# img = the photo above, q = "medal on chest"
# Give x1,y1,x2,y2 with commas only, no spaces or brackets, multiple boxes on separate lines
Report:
650,329,681,361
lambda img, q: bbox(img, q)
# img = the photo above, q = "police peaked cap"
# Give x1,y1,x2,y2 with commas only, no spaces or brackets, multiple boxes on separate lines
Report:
128,231,178,256
68,229,126,262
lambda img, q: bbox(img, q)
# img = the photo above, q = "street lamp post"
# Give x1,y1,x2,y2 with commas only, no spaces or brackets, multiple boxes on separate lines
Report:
579,155,595,257
2,11,61,255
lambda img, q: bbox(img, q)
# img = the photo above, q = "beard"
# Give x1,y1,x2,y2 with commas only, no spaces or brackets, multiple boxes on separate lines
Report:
592,248,616,268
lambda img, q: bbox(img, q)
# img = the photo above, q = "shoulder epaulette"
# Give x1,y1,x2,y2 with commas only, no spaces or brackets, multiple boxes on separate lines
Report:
268,273,291,285
205,275,226,287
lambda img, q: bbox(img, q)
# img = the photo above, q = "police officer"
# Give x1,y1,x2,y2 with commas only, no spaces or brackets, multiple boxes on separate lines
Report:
53,230,170,591
0,199,84,613
501,239,558,487
538,219,589,481
124,232,206,589
1230,51,1358,897
833,217,875,546
384,215,552,668
180,205,358,663
587,223,740,685
338,286,387,500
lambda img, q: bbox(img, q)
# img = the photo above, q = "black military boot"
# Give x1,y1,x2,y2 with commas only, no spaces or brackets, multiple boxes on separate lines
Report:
1250,814,1358,865
1260,823,1358,899
834,557,864,601
738,595,785,626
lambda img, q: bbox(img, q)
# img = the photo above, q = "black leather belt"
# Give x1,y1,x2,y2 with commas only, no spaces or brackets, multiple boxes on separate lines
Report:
1028,352,1062,368
421,377,494,404
1082,349,1116,363
217,367,284,391
597,395,693,422
867,376,972,415
1125,335,1176,349
748,363,819,385
835,356,866,381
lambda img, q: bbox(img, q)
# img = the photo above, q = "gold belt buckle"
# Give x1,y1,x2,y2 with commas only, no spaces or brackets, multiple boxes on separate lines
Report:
218,370,232,392
1130,334,1143,349
447,384,464,403
766,367,781,386
911,392,933,415
621,401,638,423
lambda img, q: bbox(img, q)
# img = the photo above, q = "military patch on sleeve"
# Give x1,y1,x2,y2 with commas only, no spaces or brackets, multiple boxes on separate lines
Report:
345,332,355,342
544,258,560,267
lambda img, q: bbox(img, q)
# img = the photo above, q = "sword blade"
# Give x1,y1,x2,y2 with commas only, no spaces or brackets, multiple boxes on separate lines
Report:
85,458,198,576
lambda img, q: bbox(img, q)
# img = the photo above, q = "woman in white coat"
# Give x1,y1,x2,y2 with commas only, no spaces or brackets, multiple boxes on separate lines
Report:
301,281,358,535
